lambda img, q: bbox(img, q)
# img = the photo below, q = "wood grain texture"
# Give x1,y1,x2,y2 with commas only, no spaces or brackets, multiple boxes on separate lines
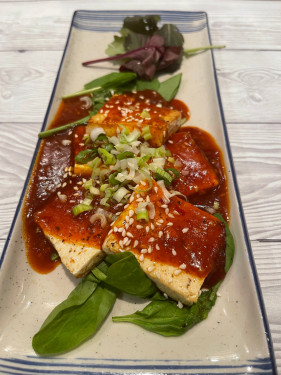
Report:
1,50,281,123
0,1,281,51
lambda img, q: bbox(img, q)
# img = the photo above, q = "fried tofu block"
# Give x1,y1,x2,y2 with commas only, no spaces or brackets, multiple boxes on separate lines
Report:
42,233,104,278
86,91,182,148
34,184,108,277
166,131,219,196
103,180,226,305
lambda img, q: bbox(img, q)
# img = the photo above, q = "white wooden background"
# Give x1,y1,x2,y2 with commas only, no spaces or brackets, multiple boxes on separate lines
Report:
0,0,280,372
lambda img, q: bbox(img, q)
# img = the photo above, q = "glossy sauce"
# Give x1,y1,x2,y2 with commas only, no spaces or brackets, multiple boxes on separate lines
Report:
23,93,229,284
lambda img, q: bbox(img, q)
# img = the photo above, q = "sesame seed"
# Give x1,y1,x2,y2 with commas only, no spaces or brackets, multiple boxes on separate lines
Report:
139,254,144,261
141,248,147,254
119,240,123,248
56,183,62,188
165,208,169,215
166,233,170,239
172,249,177,256
182,227,189,233
127,232,133,238
174,269,181,276
74,186,79,191
129,195,135,203
129,218,134,226
113,227,118,232
158,219,164,223
148,266,155,272
136,225,143,229
168,140,174,144
163,293,168,299
168,213,175,218
179,263,187,269
62,182,67,188
151,223,155,230
148,237,155,242
167,222,173,227
122,229,126,237
156,244,160,250
128,210,134,217
159,231,163,238
148,246,152,253
154,186,158,193
118,227,123,232
161,204,168,208
133,240,139,247
146,226,150,233
177,301,183,309
63,173,68,179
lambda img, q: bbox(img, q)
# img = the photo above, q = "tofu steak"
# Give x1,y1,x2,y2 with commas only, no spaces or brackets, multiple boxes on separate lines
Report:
103,180,226,305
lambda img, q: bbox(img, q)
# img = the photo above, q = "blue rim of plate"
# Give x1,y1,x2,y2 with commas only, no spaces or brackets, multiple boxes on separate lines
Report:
0,10,277,375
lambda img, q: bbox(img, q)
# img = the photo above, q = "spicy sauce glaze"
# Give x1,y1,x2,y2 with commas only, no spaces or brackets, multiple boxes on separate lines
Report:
22,93,229,282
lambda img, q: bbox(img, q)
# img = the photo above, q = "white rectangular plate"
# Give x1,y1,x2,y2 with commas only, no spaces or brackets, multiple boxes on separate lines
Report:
0,10,277,374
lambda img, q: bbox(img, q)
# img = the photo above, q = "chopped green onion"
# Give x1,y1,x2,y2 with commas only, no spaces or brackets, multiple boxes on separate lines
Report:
109,171,120,186
38,115,90,139
82,197,93,206
50,252,60,261
117,151,134,160
136,209,149,222
140,110,151,119
83,179,93,190
120,128,140,144
142,125,152,141
165,168,180,179
98,148,116,165
105,143,114,152
113,187,129,202
137,154,152,168
154,167,173,186
100,183,110,192
72,203,93,217
100,198,110,207
95,134,108,143
62,86,101,100
134,172,153,193
90,186,100,195
168,156,175,163
75,149,97,164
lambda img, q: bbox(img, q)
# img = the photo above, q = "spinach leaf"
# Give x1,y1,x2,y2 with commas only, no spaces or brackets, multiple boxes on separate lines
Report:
158,73,182,101
112,286,218,336
40,272,98,330
97,252,158,298
136,78,160,91
105,35,126,57
214,213,235,272
84,72,137,90
33,284,116,355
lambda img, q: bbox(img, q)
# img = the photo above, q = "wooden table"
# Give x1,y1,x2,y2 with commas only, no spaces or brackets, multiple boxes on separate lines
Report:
0,0,280,372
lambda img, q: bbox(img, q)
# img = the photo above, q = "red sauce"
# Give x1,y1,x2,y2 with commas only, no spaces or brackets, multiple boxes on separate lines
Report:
22,92,229,286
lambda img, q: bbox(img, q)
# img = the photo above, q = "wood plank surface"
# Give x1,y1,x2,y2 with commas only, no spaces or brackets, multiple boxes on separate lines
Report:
0,0,280,372
0,1,281,51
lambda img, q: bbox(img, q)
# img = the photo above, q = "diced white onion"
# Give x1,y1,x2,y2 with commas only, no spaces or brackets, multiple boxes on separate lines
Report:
156,180,172,204
89,213,107,228
90,127,105,142
80,96,92,109
113,187,129,202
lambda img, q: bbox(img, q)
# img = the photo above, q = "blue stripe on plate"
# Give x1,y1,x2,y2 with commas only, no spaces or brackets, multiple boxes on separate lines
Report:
72,10,207,33
0,356,274,374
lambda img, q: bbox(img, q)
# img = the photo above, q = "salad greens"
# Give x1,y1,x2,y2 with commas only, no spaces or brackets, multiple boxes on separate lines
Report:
39,71,183,139
82,15,224,80
32,218,234,355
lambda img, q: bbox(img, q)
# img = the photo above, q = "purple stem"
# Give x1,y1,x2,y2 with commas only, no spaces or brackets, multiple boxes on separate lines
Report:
82,45,162,66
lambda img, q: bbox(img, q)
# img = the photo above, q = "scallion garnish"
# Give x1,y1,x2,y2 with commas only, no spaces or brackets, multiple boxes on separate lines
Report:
136,209,149,222
75,149,98,164
72,203,93,217
117,151,134,160
98,148,116,165
154,167,173,186
38,115,90,139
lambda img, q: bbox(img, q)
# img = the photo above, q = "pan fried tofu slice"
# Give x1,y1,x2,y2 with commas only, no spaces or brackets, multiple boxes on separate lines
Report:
86,91,182,148
166,131,219,196
102,180,226,305
34,184,108,278
42,233,104,278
